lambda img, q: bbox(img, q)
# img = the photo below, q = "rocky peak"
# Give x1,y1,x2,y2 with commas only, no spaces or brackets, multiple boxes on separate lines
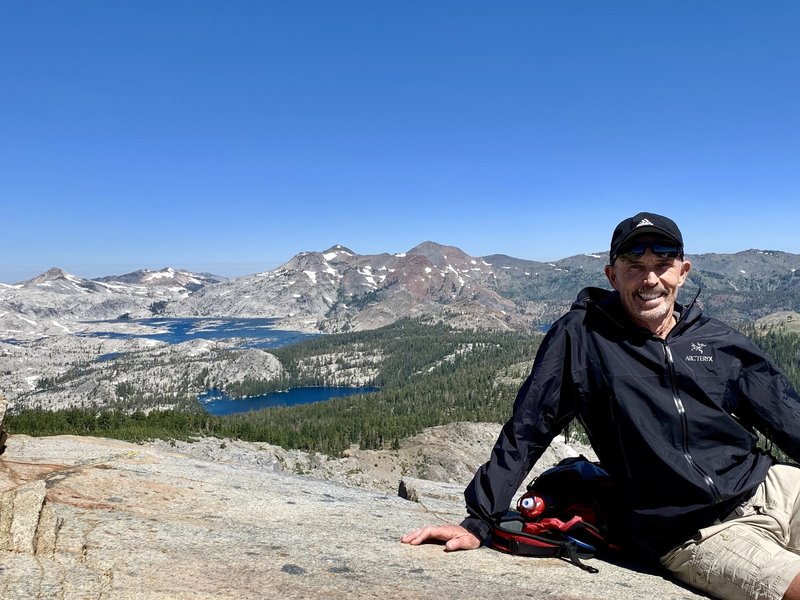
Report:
22,267,72,285
384,254,448,300
321,244,357,261
94,267,225,290
18,267,107,295
407,241,476,271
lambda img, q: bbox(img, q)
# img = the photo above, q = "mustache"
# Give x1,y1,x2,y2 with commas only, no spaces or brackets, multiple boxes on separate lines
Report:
636,287,667,296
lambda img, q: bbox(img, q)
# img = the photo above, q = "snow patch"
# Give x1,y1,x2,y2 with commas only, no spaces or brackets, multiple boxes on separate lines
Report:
97,281,131,292
145,271,174,280
51,320,72,333
358,266,375,283
323,252,338,261
304,271,318,284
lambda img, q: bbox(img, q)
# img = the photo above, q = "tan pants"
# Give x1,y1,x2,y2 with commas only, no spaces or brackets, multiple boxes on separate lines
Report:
660,464,800,600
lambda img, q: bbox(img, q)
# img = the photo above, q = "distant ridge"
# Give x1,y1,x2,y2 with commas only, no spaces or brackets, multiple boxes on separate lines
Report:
3,244,800,337
94,267,226,291
172,243,800,332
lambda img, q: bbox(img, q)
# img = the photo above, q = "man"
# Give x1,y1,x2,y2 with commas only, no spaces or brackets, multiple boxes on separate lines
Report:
402,212,800,600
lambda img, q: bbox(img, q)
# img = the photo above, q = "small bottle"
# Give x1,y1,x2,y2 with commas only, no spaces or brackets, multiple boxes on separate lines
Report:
517,491,547,519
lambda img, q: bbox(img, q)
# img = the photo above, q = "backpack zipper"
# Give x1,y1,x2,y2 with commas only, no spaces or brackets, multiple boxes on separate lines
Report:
662,342,721,501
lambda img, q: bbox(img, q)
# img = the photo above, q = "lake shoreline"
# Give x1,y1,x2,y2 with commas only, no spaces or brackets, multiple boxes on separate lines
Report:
200,385,379,416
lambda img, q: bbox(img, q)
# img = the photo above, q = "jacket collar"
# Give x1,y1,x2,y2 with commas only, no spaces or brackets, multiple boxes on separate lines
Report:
573,286,703,338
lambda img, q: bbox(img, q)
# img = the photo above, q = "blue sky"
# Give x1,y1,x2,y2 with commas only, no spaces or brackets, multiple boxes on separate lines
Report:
2,2,798,283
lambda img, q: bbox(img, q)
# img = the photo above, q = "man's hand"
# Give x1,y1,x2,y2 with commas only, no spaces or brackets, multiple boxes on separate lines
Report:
401,524,481,552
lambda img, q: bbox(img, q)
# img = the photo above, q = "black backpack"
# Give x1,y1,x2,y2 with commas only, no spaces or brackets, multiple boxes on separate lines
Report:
489,456,624,573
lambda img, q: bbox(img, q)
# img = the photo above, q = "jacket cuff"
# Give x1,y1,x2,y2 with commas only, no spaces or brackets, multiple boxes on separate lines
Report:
460,516,491,543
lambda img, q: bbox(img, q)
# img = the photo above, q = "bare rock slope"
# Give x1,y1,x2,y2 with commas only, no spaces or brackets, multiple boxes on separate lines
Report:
0,428,705,600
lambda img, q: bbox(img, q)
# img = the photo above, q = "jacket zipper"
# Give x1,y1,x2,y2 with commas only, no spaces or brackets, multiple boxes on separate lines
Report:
663,342,721,501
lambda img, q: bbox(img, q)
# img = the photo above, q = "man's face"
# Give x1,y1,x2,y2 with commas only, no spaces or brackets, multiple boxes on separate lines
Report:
604,236,691,333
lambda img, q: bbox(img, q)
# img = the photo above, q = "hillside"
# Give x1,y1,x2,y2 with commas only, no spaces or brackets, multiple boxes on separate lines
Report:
5,321,540,455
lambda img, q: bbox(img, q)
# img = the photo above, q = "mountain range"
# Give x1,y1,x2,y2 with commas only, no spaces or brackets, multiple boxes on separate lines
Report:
2,243,800,339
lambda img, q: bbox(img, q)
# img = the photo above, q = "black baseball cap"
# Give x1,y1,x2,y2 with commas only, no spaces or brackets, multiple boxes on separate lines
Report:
609,212,684,262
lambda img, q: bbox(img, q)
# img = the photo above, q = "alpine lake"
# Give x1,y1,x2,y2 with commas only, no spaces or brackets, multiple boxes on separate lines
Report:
85,317,377,415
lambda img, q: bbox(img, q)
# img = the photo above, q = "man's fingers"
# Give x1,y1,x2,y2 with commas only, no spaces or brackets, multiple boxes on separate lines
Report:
399,529,419,543
400,526,434,545
444,532,480,552
400,530,419,544
401,525,480,551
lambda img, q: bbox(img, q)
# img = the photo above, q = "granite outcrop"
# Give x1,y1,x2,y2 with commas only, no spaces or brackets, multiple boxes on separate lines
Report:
0,430,706,600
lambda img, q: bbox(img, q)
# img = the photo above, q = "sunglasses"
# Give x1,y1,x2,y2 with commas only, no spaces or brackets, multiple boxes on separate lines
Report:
615,241,682,262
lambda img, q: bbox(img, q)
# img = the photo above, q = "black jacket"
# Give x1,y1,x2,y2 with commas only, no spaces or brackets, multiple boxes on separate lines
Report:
462,287,800,556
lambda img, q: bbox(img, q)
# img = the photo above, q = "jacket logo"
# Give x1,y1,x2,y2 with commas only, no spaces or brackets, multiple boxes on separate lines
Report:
636,218,654,228
685,342,713,362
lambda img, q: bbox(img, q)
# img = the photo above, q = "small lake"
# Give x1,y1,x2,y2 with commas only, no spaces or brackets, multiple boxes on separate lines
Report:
84,317,377,413
83,317,318,349
199,386,378,416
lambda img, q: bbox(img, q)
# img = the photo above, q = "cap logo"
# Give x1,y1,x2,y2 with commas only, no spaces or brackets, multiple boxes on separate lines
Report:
636,218,654,228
